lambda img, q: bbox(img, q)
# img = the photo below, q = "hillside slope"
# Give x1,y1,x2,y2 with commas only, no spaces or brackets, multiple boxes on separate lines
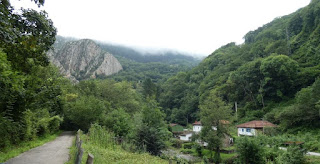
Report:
48,39,122,82
160,0,320,128
98,43,200,82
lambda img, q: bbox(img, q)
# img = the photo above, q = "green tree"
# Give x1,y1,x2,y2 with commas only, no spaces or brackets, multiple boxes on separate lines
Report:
0,2,56,73
260,54,299,100
102,108,131,137
64,95,107,131
142,78,157,98
134,99,170,155
236,137,265,164
199,90,231,163
279,78,320,128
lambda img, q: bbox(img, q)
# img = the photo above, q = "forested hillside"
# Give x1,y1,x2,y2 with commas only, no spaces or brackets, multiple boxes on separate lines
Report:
160,0,320,129
52,36,200,83
98,43,200,82
2,0,320,163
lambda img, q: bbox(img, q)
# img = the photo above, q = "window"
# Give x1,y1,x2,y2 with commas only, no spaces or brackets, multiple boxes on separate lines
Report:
242,128,244,132
246,128,251,132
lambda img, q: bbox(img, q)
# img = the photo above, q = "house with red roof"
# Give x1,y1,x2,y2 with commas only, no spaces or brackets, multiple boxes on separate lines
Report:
236,120,277,136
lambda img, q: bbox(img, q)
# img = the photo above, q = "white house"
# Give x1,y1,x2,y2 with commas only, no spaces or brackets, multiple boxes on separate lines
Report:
236,120,277,136
179,132,193,141
179,120,230,141
192,121,202,133
192,120,229,133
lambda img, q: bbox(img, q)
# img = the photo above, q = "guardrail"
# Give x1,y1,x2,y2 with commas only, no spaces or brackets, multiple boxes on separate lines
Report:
75,130,94,164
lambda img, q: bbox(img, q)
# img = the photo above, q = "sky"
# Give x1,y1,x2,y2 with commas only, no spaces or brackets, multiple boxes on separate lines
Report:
11,0,311,57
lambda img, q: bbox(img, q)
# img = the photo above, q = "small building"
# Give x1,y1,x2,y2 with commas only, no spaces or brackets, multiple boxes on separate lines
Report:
179,132,193,141
192,120,230,133
236,120,277,136
192,121,202,133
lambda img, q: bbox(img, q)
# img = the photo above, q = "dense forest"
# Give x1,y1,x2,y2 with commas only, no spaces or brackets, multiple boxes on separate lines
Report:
1,0,320,163
99,42,200,82
159,0,320,129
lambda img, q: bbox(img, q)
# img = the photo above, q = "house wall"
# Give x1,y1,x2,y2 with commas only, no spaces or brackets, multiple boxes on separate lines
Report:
193,125,217,133
193,125,202,133
238,128,255,136
179,133,192,141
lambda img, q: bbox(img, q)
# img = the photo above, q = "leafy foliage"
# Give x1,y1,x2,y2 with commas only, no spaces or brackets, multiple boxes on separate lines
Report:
236,137,265,164
159,0,320,129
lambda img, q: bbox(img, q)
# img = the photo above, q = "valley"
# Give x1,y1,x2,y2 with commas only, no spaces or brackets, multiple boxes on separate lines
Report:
1,0,320,163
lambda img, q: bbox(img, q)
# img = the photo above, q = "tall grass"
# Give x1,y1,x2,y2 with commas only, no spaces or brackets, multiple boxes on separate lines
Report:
67,124,167,164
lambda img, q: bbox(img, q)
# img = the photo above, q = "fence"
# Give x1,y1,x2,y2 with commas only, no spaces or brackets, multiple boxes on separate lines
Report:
75,130,94,164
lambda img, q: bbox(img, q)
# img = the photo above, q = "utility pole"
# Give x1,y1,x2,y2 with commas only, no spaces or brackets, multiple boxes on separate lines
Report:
262,118,264,135
235,102,238,121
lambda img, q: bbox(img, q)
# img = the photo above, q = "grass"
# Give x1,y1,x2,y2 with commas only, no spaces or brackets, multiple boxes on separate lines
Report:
0,131,62,163
201,149,237,162
66,125,168,164
306,156,320,164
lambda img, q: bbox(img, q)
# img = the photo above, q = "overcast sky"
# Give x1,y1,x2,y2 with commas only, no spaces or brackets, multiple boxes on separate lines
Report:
11,0,310,56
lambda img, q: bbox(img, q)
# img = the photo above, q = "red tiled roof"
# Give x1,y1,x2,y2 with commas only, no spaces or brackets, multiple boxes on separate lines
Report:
193,121,201,125
236,120,277,128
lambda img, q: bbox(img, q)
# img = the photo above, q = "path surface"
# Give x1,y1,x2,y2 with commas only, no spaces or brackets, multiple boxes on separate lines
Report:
279,147,320,156
6,131,74,164
162,149,200,162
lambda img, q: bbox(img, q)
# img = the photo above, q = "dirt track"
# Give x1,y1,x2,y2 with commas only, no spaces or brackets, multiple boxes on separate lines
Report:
6,131,74,164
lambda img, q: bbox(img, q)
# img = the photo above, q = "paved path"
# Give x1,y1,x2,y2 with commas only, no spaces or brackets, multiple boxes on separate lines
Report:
279,147,320,156
6,131,74,164
162,149,200,162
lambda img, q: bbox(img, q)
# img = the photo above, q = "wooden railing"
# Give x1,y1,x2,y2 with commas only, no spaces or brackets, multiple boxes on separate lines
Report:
75,130,94,164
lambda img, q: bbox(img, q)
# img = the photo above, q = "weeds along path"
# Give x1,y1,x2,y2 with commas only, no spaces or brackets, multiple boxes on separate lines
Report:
6,131,74,164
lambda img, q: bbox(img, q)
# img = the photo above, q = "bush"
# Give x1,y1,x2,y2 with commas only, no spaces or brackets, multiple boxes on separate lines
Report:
22,110,38,141
48,116,63,133
37,118,49,136
236,137,265,164
183,142,194,149
170,138,182,148
0,114,22,148
276,145,306,164
180,149,193,154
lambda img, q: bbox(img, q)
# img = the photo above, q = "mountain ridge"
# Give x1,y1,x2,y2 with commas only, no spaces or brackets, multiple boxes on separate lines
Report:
48,39,123,82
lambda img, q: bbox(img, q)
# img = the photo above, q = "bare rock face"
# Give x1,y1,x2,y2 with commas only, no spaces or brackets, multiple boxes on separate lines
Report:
48,39,122,82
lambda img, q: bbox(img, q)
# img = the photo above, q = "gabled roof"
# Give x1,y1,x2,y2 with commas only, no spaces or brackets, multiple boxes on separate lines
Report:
236,120,277,128
169,123,178,127
193,121,202,125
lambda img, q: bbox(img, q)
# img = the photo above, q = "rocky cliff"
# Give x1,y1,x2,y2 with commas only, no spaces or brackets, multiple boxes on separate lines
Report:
48,39,122,82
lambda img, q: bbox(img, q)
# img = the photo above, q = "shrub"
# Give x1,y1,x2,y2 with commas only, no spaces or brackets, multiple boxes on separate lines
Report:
236,137,265,164
183,142,194,149
180,149,193,154
276,145,306,164
0,114,22,148
37,118,49,136
170,138,182,148
48,115,63,133
22,110,37,141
